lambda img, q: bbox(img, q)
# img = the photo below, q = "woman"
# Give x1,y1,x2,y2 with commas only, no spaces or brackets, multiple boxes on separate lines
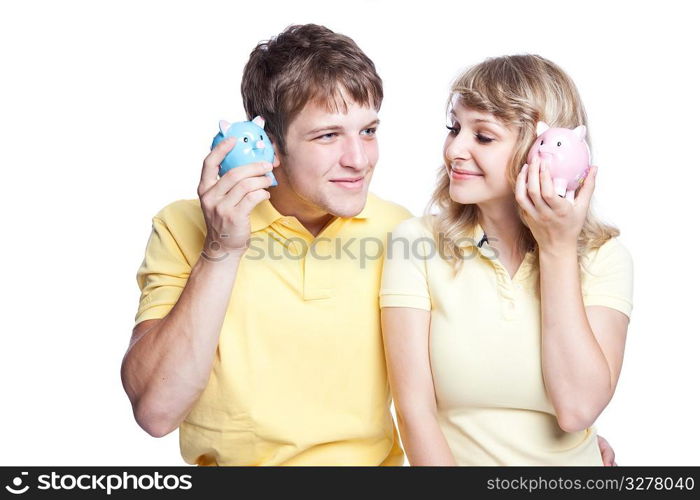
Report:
380,55,633,465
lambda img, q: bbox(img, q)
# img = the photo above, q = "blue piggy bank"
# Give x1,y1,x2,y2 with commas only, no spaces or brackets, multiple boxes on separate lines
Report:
210,115,278,186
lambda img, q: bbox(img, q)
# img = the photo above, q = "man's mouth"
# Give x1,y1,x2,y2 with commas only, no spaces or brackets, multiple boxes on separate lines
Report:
330,177,365,189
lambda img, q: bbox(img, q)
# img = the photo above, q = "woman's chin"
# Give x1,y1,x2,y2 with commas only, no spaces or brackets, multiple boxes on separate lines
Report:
449,186,481,205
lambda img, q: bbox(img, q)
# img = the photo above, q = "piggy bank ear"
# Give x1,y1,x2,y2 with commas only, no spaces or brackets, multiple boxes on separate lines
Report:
574,125,587,140
219,120,231,134
536,121,550,136
252,116,266,128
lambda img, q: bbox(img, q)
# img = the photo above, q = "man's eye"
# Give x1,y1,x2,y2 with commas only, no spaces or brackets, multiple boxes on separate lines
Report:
318,133,337,140
361,127,377,136
476,134,494,144
446,125,459,135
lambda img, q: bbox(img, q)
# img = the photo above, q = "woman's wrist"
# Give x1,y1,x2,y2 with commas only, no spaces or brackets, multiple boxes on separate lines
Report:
538,243,578,260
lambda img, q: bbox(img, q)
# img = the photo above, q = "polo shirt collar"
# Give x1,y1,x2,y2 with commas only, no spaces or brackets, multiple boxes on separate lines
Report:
250,194,375,232
453,222,489,249
250,199,285,232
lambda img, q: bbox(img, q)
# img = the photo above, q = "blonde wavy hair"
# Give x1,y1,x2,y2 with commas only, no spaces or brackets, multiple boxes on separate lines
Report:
428,54,619,275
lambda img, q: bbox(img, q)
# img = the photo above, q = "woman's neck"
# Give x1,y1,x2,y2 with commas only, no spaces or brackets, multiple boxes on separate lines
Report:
477,198,525,262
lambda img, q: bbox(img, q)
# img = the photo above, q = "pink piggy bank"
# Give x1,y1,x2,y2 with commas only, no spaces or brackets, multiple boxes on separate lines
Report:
527,122,591,202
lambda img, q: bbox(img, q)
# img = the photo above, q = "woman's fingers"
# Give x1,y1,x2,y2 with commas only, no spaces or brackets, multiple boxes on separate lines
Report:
515,163,536,217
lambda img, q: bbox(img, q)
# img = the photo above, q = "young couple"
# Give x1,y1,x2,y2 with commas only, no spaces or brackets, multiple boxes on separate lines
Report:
122,24,632,466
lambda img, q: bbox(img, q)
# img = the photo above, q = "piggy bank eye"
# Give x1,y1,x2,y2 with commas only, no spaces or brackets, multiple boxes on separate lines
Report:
243,137,249,143
540,140,544,145
556,141,562,147
260,135,263,140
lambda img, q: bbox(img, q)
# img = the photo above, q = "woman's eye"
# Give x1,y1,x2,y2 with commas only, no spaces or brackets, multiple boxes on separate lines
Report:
446,125,459,135
476,134,494,144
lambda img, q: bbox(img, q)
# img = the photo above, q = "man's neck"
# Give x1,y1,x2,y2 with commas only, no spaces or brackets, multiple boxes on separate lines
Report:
268,181,335,238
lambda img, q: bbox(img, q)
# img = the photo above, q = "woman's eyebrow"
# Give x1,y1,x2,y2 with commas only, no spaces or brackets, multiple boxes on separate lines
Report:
472,118,503,127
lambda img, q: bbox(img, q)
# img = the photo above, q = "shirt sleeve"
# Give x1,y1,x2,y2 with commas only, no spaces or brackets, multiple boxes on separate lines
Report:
134,215,192,325
379,217,432,311
581,238,634,319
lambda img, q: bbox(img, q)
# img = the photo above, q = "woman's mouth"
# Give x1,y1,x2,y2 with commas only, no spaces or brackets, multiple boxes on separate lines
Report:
450,167,483,180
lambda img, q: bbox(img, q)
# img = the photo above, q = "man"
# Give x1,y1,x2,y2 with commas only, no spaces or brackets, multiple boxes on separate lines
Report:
121,24,617,466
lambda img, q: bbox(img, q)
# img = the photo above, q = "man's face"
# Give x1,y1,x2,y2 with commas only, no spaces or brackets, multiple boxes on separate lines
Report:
275,97,379,218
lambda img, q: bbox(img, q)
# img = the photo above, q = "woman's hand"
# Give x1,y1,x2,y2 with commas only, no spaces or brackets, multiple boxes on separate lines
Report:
515,154,597,254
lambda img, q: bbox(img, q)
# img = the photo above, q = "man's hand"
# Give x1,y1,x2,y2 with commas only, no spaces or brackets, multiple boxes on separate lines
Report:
198,137,275,260
598,435,617,466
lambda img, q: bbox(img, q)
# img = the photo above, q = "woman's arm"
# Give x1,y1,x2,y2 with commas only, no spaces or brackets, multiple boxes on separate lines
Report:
516,158,630,432
381,307,457,465
539,248,629,432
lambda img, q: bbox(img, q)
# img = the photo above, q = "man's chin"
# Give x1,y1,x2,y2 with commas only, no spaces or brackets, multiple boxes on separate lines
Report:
323,193,369,218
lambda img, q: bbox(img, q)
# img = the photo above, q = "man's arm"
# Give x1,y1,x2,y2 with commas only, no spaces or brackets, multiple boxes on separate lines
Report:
121,250,245,437
121,137,276,437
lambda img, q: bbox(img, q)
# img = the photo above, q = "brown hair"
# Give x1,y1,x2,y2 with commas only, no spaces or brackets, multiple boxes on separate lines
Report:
428,54,619,275
241,24,383,154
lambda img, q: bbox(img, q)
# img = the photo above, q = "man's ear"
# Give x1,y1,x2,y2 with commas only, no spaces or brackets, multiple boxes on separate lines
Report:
271,141,282,168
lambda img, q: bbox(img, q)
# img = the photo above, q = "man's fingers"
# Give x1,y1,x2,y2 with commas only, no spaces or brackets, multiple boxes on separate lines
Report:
217,174,274,212
597,435,615,467
198,136,237,196
236,188,272,217
210,162,274,199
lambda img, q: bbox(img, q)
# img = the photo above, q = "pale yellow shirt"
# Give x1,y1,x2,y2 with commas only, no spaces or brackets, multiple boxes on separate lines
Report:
379,215,633,465
135,193,412,465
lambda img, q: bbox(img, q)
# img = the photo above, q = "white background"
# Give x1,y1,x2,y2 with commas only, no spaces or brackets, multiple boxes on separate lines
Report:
1,0,698,465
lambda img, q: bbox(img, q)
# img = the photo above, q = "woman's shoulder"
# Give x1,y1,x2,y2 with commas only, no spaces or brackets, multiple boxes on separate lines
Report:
388,214,436,240
581,237,633,276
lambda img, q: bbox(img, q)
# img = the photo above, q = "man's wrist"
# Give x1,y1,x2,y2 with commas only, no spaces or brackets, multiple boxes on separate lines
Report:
201,237,247,263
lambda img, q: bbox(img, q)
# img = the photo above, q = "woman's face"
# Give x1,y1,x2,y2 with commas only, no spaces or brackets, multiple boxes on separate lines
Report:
444,99,520,205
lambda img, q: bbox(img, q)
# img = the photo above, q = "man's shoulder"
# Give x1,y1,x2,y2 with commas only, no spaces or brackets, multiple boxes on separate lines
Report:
364,193,414,227
153,198,204,229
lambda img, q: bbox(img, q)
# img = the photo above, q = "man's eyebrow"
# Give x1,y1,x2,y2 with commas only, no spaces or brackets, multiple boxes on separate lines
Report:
306,125,343,136
306,119,380,136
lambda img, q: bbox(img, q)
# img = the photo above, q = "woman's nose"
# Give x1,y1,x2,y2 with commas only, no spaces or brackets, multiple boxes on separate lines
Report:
445,134,473,162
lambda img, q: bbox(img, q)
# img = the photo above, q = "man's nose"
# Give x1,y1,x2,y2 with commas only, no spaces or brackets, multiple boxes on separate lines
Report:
340,136,370,169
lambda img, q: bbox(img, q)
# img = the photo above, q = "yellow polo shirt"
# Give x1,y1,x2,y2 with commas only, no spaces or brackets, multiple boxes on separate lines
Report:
379,215,633,465
135,193,411,465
